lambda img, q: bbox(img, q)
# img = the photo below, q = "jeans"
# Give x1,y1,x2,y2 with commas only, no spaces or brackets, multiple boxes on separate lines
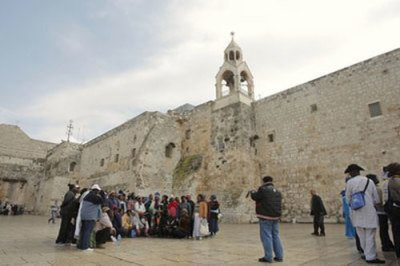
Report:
259,219,283,261
79,220,96,250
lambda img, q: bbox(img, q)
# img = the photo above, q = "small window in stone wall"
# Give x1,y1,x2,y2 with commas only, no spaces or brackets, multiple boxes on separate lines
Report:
185,129,191,140
132,148,136,158
368,102,382,117
310,104,318,113
217,136,225,151
268,134,274,143
100,158,105,167
165,143,176,158
114,154,119,163
69,162,77,172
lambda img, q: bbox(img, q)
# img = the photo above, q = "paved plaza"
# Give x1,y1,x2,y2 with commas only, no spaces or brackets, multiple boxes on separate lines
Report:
0,215,398,266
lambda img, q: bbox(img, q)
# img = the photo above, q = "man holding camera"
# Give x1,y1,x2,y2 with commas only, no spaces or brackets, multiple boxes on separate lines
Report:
250,176,284,263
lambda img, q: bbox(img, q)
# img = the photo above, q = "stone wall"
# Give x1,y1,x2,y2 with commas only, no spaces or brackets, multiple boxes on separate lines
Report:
253,48,400,221
34,142,82,214
0,124,55,212
170,101,261,222
1,48,399,222
0,124,55,159
75,111,181,196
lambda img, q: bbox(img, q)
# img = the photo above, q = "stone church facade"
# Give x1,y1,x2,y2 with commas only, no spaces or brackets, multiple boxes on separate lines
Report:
1,38,399,222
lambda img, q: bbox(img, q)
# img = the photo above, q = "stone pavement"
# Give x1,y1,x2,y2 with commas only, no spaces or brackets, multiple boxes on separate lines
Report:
0,215,398,266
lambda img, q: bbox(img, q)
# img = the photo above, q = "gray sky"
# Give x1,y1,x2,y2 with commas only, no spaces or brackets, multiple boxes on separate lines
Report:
1,0,400,143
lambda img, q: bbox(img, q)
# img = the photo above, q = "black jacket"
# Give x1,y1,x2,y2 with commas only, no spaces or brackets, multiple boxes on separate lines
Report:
251,182,282,219
59,190,75,216
310,194,327,216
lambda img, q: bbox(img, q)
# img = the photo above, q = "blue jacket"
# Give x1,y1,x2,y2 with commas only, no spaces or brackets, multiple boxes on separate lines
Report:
80,191,103,221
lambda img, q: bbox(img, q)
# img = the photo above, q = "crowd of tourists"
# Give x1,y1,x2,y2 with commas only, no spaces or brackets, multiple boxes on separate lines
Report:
0,201,24,215
250,162,400,264
55,184,221,251
338,163,400,264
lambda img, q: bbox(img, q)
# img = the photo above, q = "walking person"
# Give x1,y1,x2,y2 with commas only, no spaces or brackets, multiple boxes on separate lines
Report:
310,190,327,236
385,163,400,258
250,176,284,263
48,200,59,224
366,174,395,252
345,164,385,264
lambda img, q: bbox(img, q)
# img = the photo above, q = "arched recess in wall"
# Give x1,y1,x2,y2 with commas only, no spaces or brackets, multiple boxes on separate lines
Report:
69,162,77,172
165,142,176,158
221,70,235,96
229,51,234,60
236,51,240,60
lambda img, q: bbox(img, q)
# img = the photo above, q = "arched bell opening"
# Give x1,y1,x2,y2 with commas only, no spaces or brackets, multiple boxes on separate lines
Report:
221,70,235,96
229,51,235,61
236,51,241,60
240,71,250,96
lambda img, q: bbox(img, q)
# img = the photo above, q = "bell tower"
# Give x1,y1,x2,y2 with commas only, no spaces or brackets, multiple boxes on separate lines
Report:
214,33,254,110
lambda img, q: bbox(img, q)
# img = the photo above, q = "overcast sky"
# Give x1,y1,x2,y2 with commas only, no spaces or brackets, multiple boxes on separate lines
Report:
1,0,400,143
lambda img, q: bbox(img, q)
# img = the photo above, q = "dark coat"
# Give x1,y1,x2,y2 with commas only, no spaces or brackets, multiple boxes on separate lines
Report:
310,194,327,216
59,190,75,216
208,201,220,220
250,182,282,219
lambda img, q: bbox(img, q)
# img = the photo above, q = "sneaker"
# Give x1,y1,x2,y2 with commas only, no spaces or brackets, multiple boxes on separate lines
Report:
55,242,66,246
82,248,94,252
319,233,326,237
366,258,385,264
258,257,273,263
110,236,117,242
70,243,77,247
274,257,283,262
311,232,319,236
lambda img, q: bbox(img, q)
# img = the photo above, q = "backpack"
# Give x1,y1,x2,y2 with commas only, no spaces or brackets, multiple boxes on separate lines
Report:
350,179,369,210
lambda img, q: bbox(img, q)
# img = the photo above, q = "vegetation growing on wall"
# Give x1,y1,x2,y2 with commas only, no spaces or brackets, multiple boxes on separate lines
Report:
172,155,202,188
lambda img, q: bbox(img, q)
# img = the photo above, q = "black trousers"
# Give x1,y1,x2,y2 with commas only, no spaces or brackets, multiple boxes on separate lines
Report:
96,228,110,245
55,215,72,243
313,214,325,234
378,214,394,250
390,213,400,257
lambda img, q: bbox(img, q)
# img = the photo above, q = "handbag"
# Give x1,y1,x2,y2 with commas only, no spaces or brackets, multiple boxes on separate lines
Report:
350,179,369,210
199,218,210,236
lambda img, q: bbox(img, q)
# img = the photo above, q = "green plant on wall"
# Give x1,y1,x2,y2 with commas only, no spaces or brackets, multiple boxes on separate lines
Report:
172,155,202,188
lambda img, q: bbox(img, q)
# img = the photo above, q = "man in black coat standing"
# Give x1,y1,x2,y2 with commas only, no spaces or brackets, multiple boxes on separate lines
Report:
250,176,284,263
310,189,327,236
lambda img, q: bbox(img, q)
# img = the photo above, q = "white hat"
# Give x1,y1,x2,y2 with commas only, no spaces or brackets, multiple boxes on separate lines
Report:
91,184,101,191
